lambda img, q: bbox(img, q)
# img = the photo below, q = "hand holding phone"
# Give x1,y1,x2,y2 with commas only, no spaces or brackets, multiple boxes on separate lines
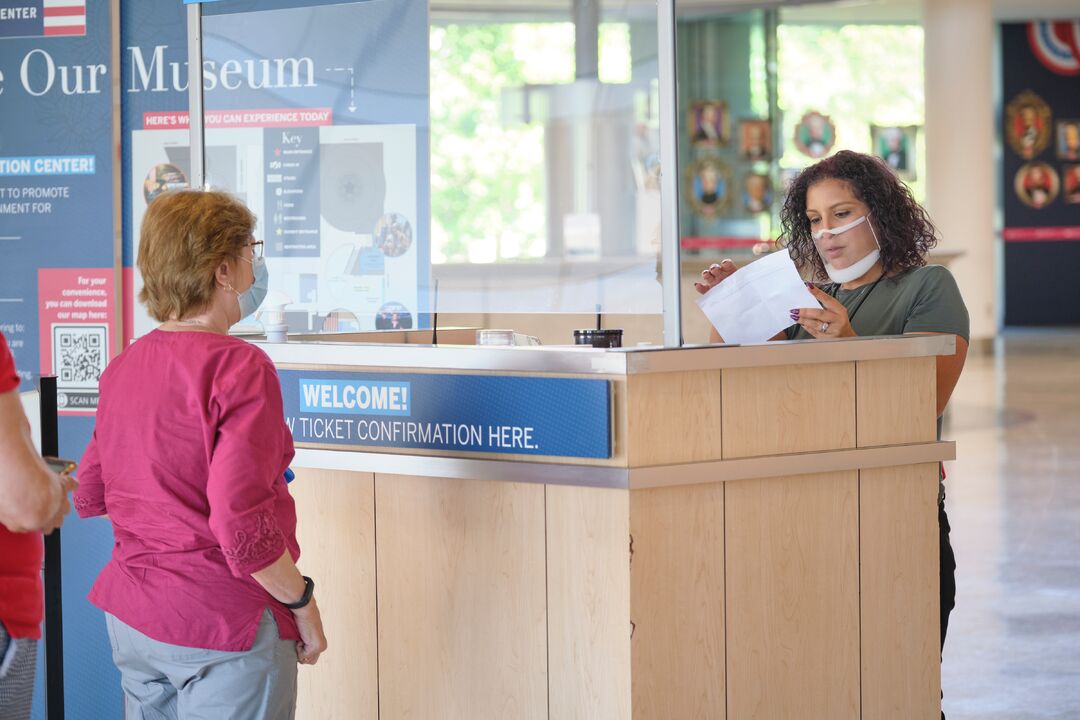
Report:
44,456,77,476
40,456,78,533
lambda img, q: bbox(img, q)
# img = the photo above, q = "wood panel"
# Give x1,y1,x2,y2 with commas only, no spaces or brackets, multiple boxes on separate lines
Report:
629,484,725,720
721,363,856,459
857,356,937,447
860,464,941,720
547,484,632,720
628,441,955,489
725,472,860,720
290,469,378,720
626,370,723,466
376,474,548,720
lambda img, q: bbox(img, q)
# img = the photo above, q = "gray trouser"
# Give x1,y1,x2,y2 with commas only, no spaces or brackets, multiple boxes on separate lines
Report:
105,609,297,720
0,623,38,720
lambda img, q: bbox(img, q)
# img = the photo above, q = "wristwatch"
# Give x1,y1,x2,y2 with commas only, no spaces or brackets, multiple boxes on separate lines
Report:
283,576,315,610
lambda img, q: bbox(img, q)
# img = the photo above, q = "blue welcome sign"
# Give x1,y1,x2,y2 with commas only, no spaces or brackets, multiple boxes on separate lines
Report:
279,369,612,459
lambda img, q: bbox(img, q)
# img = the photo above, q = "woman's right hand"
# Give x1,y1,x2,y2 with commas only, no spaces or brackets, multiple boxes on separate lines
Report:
693,259,737,295
293,599,328,665
42,473,77,535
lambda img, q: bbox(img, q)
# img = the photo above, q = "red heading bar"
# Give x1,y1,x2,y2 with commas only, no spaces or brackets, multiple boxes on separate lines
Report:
142,108,334,130
1003,226,1080,242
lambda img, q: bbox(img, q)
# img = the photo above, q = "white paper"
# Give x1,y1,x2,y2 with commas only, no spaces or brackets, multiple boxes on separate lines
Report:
695,250,822,344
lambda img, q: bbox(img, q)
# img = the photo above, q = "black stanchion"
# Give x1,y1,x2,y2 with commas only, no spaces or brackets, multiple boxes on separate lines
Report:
38,375,64,720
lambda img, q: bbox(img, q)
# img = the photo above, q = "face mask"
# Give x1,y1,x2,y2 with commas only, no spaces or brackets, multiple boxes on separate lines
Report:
812,213,881,284
228,255,269,318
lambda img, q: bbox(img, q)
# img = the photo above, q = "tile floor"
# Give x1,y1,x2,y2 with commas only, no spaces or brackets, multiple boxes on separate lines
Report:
942,329,1080,719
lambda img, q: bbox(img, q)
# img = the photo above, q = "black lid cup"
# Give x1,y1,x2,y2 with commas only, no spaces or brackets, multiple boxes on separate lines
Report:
573,328,623,348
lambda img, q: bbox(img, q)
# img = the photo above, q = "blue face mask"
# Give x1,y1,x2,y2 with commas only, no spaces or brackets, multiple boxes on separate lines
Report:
233,256,269,318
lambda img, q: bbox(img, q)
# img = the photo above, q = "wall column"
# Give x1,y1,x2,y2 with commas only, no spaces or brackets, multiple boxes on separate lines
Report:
923,0,996,341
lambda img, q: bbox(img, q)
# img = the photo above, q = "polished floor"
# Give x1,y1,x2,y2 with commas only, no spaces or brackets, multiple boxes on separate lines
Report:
942,329,1080,719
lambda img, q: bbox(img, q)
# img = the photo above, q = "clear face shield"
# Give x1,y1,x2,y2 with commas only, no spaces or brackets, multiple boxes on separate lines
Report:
812,213,881,284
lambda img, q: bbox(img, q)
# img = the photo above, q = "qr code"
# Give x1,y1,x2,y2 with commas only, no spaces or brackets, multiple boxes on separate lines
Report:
53,324,107,389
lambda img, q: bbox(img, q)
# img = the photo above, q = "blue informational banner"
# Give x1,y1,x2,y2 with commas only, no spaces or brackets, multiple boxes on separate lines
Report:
124,0,431,340
280,370,613,459
1,2,120,717
0,0,116,398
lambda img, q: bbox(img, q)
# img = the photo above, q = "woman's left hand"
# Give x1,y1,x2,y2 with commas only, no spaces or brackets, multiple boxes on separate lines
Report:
792,286,858,339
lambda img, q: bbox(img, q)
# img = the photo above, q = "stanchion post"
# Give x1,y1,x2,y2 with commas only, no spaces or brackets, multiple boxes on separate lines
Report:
38,375,64,720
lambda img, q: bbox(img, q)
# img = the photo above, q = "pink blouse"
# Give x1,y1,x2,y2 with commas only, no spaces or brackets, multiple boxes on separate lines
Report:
74,329,300,651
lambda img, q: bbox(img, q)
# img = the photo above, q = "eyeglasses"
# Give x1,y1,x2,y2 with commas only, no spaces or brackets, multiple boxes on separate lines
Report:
246,240,264,258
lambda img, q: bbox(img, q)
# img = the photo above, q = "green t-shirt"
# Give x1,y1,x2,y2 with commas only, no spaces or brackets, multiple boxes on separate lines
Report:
785,265,970,343
785,264,968,499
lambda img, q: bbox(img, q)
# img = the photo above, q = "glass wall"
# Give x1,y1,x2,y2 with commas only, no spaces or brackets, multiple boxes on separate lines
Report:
150,0,926,340
776,22,926,200
145,0,669,338
673,2,926,260
427,3,664,317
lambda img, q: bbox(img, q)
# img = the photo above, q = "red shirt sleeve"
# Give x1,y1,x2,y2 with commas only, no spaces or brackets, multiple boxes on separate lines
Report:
206,355,292,578
0,334,19,394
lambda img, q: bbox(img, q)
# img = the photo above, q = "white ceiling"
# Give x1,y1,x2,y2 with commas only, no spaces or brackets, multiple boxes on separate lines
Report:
430,0,1080,24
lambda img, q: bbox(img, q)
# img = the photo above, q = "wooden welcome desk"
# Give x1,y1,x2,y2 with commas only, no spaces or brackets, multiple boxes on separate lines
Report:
259,334,954,720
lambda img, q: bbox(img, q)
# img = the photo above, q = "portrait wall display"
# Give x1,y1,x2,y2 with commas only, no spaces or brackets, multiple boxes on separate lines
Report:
739,119,772,162
742,173,773,214
1005,90,1053,160
1013,162,1060,209
793,110,836,159
686,155,731,218
870,125,918,181
1056,119,1080,160
1000,22,1080,326
689,101,731,148
1062,164,1080,204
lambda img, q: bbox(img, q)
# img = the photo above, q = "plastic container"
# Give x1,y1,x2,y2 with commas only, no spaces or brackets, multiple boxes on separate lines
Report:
573,328,623,348
476,329,516,346
264,323,289,343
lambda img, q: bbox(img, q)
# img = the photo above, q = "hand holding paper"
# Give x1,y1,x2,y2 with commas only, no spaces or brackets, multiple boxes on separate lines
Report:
695,250,822,345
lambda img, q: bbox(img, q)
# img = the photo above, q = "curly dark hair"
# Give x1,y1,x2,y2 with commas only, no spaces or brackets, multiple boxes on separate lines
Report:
779,150,938,282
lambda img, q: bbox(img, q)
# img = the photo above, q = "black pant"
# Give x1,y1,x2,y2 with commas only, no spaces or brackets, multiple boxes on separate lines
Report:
940,499,957,720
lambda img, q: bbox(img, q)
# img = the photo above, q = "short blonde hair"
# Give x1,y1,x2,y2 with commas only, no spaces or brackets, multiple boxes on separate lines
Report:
137,190,256,322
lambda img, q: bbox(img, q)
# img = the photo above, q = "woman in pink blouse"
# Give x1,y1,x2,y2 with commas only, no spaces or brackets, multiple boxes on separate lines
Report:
74,190,326,719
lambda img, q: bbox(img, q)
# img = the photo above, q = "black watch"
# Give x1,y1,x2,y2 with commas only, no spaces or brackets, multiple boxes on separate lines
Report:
283,576,315,610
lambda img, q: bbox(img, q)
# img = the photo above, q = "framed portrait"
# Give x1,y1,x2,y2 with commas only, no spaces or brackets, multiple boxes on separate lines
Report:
739,119,772,162
1063,164,1080,204
870,125,918,181
1056,120,1080,161
1005,90,1052,160
688,101,730,148
793,111,836,159
742,173,773,214
685,155,731,218
1013,162,1059,209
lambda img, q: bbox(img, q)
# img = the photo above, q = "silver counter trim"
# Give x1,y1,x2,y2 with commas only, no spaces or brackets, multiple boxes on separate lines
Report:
293,441,955,490
260,334,954,376
625,334,955,373
292,448,630,489
260,343,630,375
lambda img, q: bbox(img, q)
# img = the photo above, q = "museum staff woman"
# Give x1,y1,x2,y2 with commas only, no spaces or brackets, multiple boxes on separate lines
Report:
696,150,969,666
